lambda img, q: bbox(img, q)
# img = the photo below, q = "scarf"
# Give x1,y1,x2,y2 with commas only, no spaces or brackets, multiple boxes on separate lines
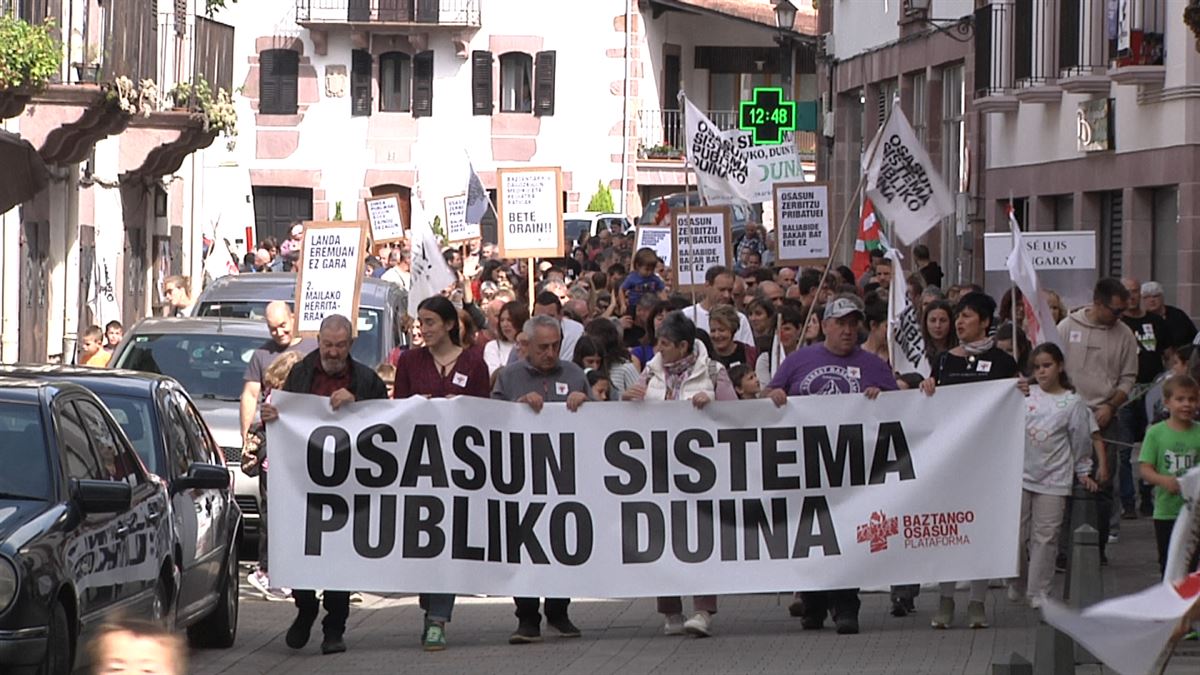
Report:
962,336,995,355
662,351,699,401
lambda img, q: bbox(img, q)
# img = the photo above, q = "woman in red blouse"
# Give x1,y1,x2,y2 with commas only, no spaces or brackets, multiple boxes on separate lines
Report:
392,295,490,651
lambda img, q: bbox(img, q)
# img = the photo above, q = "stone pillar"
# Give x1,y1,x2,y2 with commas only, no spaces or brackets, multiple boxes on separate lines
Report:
1031,195,1056,232
1178,181,1200,318
1123,187,1153,281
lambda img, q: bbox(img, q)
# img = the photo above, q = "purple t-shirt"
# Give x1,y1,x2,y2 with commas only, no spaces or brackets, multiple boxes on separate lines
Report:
768,344,897,396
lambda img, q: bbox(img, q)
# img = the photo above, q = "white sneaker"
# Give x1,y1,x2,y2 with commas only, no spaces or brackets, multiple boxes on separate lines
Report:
683,611,713,637
247,569,270,596
263,586,292,602
663,613,686,636
1027,594,1046,610
1005,584,1025,604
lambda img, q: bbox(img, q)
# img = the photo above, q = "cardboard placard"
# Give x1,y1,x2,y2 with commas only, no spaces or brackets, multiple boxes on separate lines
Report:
773,182,830,265
293,221,368,337
444,194,477,243
496,167,564,258
634,225,672,267
364,194,406,244
671,206,732,292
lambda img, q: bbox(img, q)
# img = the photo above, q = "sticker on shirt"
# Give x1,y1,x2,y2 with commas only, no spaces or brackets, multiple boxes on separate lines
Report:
846,366,861,379
976,360,992,373
555,382,569,396
1069,331,1082,343
452,372,469,388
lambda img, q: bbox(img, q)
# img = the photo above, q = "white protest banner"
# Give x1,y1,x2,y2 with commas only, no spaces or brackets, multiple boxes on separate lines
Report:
497,167,564,258
672,206,732,292
635,225,672,267
443,194,475,243
773,182,830,264
267,380,1023,598
364,194,406,244
864,103,954,245
886,249,930,377
293,221,367,336
683,94,801,204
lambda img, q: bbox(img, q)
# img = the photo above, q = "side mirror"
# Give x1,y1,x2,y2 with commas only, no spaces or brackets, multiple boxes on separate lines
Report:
75,480,132,514
174,463,231,492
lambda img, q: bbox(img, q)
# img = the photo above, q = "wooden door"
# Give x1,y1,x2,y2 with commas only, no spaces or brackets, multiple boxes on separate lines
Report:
18,219,49,362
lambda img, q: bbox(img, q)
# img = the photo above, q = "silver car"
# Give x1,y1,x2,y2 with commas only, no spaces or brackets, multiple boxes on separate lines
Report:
110,317,280,554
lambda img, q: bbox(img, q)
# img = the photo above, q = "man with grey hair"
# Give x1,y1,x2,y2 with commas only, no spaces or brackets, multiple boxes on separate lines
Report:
1141,280,1197,350
382,248,410,292
260,313,387,656
492,313,589,644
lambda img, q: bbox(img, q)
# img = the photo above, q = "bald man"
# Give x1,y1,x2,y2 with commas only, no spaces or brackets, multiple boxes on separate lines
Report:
240,301,318,436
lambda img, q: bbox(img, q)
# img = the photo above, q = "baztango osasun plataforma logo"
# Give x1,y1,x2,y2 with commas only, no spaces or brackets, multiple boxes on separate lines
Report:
857,510,976,553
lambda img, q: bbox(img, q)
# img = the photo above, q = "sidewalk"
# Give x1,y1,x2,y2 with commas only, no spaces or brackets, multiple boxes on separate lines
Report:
190,516,1198,674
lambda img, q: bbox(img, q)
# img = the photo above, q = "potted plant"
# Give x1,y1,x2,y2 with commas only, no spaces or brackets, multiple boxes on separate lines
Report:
194,77,239,150
641,143,684,160
168,81,193,109
72,43,102,83
0,16,62,92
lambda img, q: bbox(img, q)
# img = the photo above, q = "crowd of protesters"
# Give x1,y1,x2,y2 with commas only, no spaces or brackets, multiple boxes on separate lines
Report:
235,219,1200,654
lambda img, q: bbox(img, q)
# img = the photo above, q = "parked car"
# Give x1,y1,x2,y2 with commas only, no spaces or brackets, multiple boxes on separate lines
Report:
563,211,635,245
191,272,404,367
0,378,177,674
0,365,242,650
109,317,272,553
637,191,756,241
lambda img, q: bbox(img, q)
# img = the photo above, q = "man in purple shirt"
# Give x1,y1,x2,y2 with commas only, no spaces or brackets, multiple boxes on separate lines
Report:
764,295,897,635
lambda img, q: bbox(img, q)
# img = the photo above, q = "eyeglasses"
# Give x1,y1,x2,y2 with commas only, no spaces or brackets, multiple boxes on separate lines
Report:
1100,302,1127,317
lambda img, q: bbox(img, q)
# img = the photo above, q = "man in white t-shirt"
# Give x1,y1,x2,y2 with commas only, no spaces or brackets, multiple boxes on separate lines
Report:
682,266,755,344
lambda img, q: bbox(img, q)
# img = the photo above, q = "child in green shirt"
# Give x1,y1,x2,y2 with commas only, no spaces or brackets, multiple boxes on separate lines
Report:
1139,374,1200,574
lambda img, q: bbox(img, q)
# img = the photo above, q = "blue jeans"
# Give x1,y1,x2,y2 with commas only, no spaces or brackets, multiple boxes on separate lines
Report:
419,593,455,623
1116,403,1146,511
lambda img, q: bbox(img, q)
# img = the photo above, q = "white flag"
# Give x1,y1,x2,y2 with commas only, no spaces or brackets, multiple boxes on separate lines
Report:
407,193,457,314
865,102,954,244
465,158,491,227
682,93,800,204
87,225,123,326
1005,205,1063,349
885,249,930,377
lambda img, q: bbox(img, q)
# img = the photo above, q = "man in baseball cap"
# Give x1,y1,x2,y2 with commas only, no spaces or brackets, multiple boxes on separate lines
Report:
761,293,899,635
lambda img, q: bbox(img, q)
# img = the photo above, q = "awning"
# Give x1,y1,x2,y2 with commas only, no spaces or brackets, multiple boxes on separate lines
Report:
0,129,49,213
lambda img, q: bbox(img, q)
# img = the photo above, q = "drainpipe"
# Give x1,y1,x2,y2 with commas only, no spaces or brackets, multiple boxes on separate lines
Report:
618,0,632,214
62,163,82,364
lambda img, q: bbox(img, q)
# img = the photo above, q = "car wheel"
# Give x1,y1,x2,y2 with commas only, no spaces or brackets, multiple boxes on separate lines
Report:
187,546,239,649
38,601,72,675
152,572,175,632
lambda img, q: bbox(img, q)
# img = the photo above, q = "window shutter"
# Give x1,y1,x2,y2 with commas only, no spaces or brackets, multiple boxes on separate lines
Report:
534,50,556,117
259,49,279,113
278,50,299,115
471,50,493,116
412,50,434,118
351,49,372,117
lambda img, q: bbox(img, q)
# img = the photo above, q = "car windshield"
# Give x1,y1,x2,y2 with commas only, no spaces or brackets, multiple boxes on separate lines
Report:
195,302,383,364
0,401,51,500
95,393,160,475
114,333,264,402
564,219,590,242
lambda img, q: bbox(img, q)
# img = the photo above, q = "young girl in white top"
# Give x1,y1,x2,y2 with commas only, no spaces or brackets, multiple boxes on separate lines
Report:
1011,343,1104,607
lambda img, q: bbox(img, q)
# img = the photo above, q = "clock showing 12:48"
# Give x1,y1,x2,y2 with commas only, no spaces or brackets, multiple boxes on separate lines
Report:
739,87,797,146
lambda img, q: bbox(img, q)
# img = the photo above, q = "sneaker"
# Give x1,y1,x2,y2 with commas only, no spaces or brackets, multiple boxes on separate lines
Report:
787,599,805,617
931,597,954,629
834,615,859,635
683,611,713,637
1027,595,1045,610
663,613,686,636
1184,630,1199,641
1054,555,1068,573
902,596,916,613
508,623,542,644
547,616,581,638
890,596,909,617
285,611,317,649
1108,532,1119,544
349,592,364,605
966,600,988,629
263,586,291,602
422,621,447,652
247,569,270,596
1006,585,1025,604
800,615,824,630
320,635,346,655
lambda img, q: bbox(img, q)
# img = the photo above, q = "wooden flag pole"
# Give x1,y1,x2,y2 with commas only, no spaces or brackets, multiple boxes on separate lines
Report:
528,257,535,313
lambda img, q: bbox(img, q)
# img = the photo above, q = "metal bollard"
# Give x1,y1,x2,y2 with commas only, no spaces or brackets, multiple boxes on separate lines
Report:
1069,524,1102,665
1032,622,1073,675
991,652,1032,675
1061,485,1099,601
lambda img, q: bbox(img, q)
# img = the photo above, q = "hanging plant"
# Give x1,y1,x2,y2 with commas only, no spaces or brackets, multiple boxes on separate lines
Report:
194,77,239,150
1186,2,1200,50
0,16,62,92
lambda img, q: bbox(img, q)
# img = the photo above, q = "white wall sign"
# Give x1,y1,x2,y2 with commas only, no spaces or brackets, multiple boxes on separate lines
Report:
635,226,673,267
672,207,732,291
294,221,368,336
774,182,830,263
497,167,564,258
983,231,1097,271
443,194,475,243
365,194,406,244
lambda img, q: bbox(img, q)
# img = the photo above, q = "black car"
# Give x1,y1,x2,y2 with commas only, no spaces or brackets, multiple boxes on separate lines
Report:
0,366,242,653
0,378,177,674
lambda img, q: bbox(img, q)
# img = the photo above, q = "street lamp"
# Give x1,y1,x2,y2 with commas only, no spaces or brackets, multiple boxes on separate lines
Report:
773,1,797,93
902,0,974,42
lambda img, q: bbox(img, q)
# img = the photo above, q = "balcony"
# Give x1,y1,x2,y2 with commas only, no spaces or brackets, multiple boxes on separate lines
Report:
972,2,1018,113
1057,0,1112,94
295,0,481,28
636,108,817,162
1011,0,1061,104
1108,0,1165,87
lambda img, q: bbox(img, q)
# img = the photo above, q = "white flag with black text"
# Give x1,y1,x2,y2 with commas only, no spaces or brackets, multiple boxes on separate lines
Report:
865,103,955,245
406,193,457,314
885,249,930,377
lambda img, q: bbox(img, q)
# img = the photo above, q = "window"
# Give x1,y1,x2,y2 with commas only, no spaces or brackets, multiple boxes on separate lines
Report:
351,49,372,117
162,398,191,477
412,50,434,118
910,71,927,147
380,52,412,113
75,400,138,485
59,402,101,481
177,393,218,465
1152,187,1178,291
259,49,299,115
499,52,533,113
940,64,966,281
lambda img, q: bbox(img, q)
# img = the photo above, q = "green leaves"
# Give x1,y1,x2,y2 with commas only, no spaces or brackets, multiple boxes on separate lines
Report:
0,17,62,91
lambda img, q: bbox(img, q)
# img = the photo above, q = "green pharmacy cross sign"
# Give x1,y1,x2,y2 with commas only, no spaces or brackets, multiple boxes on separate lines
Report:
739,87,797,145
